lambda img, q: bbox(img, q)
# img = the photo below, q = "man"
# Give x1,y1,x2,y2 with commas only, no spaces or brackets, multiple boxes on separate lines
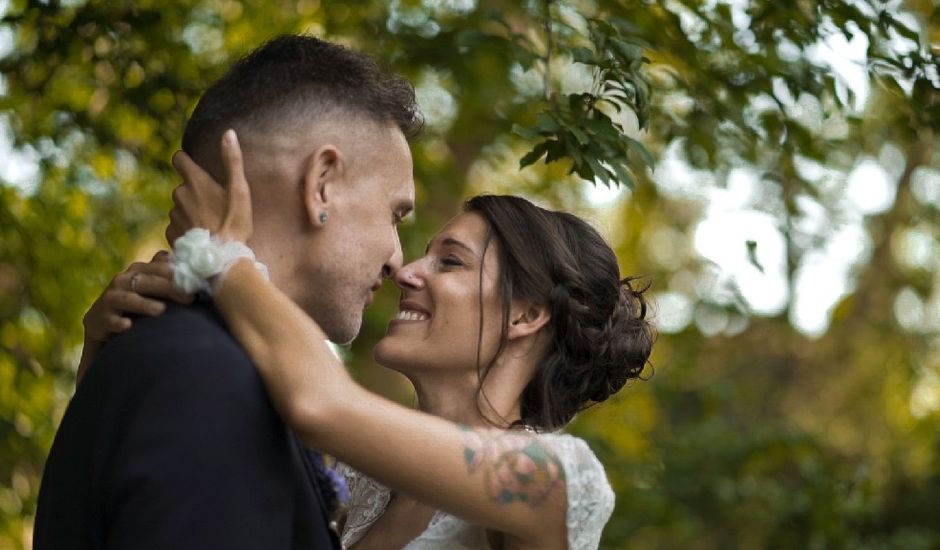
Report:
34,34,421,549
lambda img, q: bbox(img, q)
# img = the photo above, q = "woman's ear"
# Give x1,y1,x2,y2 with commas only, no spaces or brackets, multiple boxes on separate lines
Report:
508,300,551,341
302,144,344,227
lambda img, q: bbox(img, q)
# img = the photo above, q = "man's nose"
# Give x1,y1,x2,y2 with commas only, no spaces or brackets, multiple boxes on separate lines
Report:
383,229,405,279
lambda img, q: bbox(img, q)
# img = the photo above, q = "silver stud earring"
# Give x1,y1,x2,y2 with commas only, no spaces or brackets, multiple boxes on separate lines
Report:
319,212,328,224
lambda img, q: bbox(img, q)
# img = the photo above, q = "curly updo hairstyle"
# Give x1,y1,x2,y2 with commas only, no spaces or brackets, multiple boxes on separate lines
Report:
464,195,654,432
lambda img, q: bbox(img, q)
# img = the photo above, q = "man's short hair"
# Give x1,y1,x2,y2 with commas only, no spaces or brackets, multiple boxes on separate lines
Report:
181,34,423,165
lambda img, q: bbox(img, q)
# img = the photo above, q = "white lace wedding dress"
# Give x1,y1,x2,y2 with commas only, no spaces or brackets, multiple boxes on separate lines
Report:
337,433,615,549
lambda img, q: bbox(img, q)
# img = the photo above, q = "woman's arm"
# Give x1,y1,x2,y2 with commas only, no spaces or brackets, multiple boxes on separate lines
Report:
214,260,567,547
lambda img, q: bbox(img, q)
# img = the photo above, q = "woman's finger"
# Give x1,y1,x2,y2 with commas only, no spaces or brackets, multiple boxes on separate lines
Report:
131,272,193,304
172,151,223,202
220,130,247,194
219,129,253,241
111,264,144,291
171,184,196,220
107,289,167,316
151,250,171,263
134,259,174,279
103,312,133,333
166,206,185,244
171,150,213,188
84,308,131,341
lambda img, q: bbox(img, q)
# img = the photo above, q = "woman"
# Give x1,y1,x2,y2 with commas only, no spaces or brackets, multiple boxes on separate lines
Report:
81,133,654,549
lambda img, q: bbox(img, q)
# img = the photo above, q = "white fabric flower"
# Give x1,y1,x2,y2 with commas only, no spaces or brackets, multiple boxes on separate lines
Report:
189,246,223,278
170,228,267,294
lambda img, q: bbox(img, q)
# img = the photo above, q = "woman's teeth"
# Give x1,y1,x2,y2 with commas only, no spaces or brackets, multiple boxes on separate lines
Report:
396,310,429,321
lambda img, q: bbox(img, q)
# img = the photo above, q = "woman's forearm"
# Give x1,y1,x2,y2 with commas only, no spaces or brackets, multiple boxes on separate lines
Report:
211,259,567,545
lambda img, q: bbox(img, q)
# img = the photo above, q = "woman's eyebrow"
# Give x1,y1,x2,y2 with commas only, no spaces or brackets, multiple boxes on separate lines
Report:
425,236,479,257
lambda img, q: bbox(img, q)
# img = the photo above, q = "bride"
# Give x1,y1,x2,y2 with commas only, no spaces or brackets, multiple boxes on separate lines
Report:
80,133,654,549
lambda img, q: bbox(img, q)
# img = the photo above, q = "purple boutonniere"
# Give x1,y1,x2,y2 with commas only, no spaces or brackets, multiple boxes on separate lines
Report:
323,464,351,505
304,449,350,512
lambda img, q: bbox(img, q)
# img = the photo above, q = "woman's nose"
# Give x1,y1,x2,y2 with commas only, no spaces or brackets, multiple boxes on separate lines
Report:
394,259,426,291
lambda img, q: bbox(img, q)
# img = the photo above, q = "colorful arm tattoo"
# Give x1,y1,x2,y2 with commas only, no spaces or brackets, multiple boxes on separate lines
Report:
460,427,565,506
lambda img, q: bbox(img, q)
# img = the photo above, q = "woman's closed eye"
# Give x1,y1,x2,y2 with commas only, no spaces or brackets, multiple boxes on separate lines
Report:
440,255,465,268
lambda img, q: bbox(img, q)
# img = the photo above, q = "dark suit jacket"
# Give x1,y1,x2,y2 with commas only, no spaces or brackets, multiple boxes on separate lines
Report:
34,301,340,550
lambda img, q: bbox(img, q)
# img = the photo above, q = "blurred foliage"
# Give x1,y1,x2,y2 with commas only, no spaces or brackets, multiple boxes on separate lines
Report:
1,0,939,548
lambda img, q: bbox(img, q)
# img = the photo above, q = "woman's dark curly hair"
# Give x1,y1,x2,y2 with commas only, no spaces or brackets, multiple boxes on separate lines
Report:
464,195,654,431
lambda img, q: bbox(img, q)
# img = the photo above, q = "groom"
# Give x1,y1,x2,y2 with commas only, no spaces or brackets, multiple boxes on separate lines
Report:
34,35,421,549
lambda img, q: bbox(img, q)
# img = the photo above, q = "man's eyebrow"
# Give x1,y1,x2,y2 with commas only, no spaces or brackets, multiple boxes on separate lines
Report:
426,236,478,257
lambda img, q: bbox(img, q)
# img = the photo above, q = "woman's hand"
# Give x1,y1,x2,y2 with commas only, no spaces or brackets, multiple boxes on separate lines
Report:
167,129,253,244
77,252,193,383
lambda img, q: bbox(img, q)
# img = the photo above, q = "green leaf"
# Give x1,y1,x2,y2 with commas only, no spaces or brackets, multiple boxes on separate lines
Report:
483,10,512,30
455,30,487,49
625,136,655,170
535,112,561,134
610,38,643,63
567,124,591,145
585,155,611,185
512,123,540,140
545,139,566,163
510,42,540,71
571,47,596,65
563,137,585,164
519,141,549,168
610,160,636,189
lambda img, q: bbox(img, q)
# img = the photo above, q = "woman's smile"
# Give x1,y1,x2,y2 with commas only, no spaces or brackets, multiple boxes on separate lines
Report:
391,300,431,323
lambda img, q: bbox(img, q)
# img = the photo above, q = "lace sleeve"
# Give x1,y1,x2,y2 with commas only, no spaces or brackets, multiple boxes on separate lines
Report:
542,434,615,550
334,462,392,549
335,462,359,496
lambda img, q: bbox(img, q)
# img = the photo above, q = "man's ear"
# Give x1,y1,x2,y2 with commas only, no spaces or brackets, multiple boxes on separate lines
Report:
508,300,551,341
302,144,344,227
